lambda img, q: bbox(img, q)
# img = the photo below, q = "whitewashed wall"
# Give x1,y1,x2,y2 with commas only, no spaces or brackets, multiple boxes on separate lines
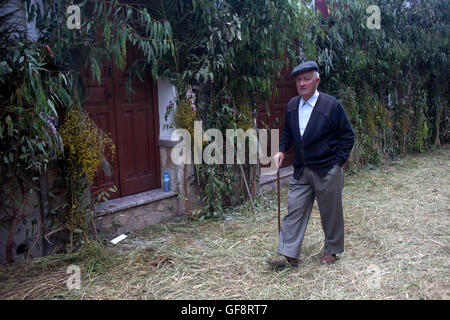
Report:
157,78,178,141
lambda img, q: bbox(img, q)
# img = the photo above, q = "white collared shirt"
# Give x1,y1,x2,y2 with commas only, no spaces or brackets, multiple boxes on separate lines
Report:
298,90,319,136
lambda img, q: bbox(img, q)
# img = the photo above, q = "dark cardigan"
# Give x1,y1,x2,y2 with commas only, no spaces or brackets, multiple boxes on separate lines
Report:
279,92,355,178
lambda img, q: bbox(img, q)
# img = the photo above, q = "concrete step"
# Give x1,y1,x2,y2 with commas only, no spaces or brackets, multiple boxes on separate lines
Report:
258,166,293,195
94,188,179,237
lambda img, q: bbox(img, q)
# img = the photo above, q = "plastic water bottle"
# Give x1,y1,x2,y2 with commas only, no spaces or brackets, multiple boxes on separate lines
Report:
163,171,170,192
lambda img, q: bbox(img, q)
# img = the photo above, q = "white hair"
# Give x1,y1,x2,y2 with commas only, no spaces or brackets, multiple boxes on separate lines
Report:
313,71,320,79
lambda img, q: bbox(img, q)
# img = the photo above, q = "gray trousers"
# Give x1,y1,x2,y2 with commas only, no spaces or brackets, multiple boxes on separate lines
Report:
277,164,344,258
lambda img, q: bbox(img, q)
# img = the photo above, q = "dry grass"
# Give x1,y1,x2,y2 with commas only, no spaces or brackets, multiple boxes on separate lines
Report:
1,147,449,300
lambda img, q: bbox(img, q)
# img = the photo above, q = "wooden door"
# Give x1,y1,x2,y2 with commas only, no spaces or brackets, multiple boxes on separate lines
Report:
113,48,160,196
83,63,121,199
84,45,160,200
315,0,329,18
257,67,296,168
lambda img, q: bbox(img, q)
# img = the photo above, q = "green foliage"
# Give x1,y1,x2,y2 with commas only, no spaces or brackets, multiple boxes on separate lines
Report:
59,106,115,184
0,43,65,180
317,0,448,166
25,0,174,88
56,106,116,252
173,87,198,139
0,0,176,260
22,0,176,253
0,45,65,174
198,164,234,220
227,0,318,99
158,0,317,219
0,39,71,261
235,102,253,132
412,91,429,153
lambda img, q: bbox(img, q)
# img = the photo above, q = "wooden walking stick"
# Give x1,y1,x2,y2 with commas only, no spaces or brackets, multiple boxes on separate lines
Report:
277,169,281,235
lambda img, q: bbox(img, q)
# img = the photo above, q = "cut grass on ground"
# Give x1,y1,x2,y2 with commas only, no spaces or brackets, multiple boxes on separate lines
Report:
0,147,449,300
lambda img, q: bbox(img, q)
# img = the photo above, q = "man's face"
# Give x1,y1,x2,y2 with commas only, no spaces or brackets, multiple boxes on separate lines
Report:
295,71,320,100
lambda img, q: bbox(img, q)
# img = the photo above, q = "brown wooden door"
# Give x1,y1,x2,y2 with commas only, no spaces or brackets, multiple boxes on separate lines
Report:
315,0,329,18
257,67,296,168
84,45,160,200
113,48,160,196
83,63,121,199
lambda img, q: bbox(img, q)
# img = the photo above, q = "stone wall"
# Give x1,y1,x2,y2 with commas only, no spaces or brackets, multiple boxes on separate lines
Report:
95,192,179,236
158,139,203,214
0,168,59,263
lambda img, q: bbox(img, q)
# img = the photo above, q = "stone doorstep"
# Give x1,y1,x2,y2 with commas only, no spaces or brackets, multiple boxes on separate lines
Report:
93,166,292,219
94,188,177,217
258,166,294,185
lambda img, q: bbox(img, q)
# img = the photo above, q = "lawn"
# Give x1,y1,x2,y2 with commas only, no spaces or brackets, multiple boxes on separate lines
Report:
0,147,449,300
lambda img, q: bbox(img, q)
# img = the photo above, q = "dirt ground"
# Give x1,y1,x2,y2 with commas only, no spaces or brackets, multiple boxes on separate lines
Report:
0,147,449,300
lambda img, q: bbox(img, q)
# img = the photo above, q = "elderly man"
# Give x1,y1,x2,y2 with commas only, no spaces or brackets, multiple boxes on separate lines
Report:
267,61,355,267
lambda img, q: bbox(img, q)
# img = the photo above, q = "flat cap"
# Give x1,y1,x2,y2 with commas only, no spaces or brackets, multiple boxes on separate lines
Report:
291,61,319,77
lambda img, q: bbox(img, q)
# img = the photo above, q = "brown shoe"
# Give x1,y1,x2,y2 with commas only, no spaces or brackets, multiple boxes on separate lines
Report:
320,254,337,265
266,255,298,268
